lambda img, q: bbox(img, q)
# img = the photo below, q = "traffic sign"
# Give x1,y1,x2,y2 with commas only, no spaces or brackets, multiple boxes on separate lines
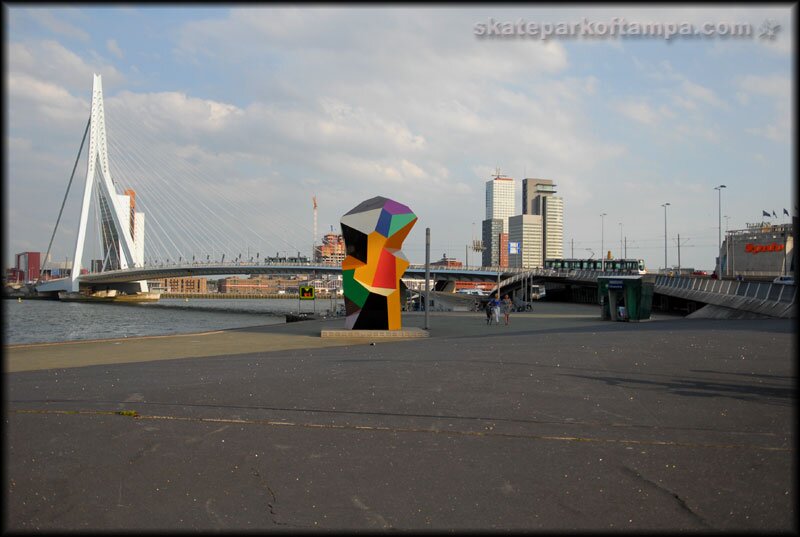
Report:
299,286,315,300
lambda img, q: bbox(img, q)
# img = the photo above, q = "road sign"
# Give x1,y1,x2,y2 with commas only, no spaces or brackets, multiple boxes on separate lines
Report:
299,286,315,300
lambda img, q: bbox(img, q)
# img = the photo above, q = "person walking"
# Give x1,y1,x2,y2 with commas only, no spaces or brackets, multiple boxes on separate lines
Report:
485,299,494,325
502,294,513,325
492,296,501,325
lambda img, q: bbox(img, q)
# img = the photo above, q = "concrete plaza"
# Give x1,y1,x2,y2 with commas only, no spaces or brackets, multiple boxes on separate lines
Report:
4,302,796,531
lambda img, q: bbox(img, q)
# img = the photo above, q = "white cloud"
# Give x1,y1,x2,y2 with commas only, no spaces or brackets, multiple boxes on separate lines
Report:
745,124,789,143
681,80,726,108
28,9,90,41
738,74,791,100
107,39,123,59
4,6,792,272
735,92,750,105
737,74,792,143
658,105,675,119
5,72,88,124
8,40,124,92
615,100,661,125
108,91,244,135
7,137,33,153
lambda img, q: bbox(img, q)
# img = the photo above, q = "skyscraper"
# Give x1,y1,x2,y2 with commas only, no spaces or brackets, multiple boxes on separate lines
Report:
485,172,515,234
482,171,515,267
509,214,543,268
482,218,507,267
522,178,563,262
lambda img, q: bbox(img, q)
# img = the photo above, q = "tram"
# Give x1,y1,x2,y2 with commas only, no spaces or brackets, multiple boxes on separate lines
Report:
544,258,646,274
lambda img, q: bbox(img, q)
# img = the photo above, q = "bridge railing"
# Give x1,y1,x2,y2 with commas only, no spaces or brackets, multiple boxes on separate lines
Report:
654,275,796,304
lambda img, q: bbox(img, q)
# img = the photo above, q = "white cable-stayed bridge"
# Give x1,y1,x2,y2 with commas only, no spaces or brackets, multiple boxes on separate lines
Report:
34,74,520,298
32,74,794,319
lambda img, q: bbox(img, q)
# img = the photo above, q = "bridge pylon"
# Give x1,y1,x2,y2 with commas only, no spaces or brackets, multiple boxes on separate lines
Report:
68,73,147,293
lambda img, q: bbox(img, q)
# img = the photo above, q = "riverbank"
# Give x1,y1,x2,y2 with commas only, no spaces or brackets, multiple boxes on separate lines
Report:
3,302,644,372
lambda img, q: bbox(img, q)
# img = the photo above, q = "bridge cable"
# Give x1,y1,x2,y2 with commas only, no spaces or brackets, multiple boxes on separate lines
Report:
106,111,307,261
105,116,260,262
37,114,91,285
105,134,189,262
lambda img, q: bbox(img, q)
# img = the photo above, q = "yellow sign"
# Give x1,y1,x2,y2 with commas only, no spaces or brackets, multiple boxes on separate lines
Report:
299,286,315,300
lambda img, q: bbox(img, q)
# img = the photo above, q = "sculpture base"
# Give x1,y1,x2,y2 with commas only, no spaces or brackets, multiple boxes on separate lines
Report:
320,327,429,338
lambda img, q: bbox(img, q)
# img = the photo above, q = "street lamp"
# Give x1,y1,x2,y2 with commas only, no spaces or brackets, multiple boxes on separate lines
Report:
714,185,726,277
661,203,670,272
600,213,607,271
619,222,623,259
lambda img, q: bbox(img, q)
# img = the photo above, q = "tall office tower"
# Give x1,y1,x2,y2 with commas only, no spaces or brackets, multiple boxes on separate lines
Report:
483,171,514,267
508,214,543,268
482,219,507,267
486,172,515,234
522,178,564,261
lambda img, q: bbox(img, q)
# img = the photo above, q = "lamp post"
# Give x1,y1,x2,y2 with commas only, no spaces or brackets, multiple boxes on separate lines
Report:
600,213,607,271
714,185,726,277
661,203,670,272
619,222,623,259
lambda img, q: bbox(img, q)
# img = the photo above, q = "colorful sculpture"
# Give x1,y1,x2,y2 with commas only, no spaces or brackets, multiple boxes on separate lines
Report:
340,197,417,330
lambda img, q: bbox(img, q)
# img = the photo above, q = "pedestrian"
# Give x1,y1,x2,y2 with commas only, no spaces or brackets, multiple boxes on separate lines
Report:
492,296,501,325
485,300,493,325
502,294,513,325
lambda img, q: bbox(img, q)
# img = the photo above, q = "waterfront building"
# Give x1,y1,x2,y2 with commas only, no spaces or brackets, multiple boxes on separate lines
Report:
218,276,276,295
719,222,794,279
216,275,304,295
98,189,145,270
508,214,544,268
38,260,74,280
315,232,346,265
155,277,208,294
5,268,24,284
522,178,564,262
14,252,41,283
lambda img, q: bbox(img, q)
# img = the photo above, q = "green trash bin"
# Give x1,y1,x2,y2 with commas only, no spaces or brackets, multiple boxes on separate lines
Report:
597,275,654,322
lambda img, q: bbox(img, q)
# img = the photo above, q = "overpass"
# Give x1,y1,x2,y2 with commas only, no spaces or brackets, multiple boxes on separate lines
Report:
35,261,796,319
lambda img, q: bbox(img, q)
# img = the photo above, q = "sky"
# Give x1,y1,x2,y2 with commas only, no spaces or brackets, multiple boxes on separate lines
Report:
4,4,795,273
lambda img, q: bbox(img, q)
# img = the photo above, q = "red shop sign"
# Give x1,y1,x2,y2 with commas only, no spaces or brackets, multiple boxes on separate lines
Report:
745,242,784,254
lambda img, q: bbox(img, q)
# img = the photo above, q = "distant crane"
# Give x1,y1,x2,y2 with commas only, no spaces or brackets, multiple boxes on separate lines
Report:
312,195,318,262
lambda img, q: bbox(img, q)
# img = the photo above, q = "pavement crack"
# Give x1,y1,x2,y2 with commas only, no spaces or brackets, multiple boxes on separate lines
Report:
352,496,392,529
621,466,711,528
252,468,288,526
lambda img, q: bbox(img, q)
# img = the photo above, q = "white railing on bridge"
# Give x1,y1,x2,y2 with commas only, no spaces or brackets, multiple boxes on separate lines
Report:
653,274,796,304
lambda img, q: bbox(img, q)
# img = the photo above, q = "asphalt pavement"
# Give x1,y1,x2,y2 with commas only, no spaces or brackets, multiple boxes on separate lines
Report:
4,302,796,531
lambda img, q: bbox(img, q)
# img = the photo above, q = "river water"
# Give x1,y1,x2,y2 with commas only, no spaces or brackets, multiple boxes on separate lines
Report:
3,297,344,346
